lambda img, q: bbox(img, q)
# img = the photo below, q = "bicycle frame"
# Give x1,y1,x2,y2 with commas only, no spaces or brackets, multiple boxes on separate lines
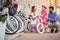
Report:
37,16,45,33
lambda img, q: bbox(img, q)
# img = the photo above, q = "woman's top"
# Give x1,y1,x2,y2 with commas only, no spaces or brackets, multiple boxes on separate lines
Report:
31,12,38,24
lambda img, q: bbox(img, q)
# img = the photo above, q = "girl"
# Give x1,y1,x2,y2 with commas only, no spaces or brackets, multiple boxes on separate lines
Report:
40,5,48,31
30,6,38,32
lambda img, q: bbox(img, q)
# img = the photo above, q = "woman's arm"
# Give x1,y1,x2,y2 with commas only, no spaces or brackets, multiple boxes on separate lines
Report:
32,15,38,20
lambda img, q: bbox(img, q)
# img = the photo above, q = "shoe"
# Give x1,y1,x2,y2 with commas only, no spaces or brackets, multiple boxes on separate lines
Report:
51,29,54,33
55,30,58,33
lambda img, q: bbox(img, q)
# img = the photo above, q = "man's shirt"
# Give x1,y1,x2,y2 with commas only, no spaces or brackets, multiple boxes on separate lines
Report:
48,12,58,23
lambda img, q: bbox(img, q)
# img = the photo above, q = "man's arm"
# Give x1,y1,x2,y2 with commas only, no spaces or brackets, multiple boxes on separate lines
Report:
48,12,58,21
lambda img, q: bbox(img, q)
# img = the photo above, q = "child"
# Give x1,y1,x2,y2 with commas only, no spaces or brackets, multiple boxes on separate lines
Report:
40,5,48,30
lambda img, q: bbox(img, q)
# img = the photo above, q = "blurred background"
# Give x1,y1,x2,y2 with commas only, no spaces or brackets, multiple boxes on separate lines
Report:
0,0,60,16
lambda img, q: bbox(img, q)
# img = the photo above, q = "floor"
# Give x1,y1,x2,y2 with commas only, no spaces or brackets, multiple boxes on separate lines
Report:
5,32,60,40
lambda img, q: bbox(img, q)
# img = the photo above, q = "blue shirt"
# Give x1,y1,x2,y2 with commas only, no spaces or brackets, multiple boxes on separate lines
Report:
48,12,58,22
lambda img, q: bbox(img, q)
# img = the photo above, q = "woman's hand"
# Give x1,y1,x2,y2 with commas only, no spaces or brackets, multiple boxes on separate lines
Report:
33,16,38,20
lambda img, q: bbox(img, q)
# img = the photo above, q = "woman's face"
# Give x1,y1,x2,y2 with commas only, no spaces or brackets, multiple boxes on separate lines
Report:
33,7,37,12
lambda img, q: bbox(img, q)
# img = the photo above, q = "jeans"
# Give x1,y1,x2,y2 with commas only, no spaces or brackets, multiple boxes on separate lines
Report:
48,21,59,32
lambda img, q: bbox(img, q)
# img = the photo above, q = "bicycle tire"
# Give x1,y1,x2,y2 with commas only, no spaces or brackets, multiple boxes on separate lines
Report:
5,16,23,34
37,23,45,33
15,16,24,33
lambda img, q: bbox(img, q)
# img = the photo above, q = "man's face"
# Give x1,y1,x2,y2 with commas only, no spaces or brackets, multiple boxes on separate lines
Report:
49,8,53,13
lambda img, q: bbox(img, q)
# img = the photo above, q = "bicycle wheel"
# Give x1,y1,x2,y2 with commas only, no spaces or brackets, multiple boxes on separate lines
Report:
37,23,45,33
27,23,32,31
5,16,18,34
15,16,24,33
5,16,23,34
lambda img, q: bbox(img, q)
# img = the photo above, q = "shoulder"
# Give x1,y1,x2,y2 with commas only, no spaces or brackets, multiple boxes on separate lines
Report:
53,12,57,15
53,12,57,14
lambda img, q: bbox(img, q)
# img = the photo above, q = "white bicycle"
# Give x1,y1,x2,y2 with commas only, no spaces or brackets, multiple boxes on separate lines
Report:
5,11,31,34
37,16,45,33
5,14,24,34
37,16,52,33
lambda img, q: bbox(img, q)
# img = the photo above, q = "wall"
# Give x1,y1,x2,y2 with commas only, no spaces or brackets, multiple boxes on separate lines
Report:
50,0,60,15
16,0,50,17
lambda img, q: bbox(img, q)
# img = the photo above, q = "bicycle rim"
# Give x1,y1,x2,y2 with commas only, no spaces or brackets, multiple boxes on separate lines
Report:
37,23,44,33
5,16,19,34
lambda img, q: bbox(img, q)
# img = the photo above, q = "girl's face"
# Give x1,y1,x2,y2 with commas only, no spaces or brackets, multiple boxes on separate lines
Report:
42,7,46,10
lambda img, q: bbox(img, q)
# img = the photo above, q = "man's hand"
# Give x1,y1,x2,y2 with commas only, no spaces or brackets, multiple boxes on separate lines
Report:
47,19,49,21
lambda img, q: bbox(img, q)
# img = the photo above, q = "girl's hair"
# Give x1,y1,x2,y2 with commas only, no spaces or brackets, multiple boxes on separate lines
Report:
31,6,35,12
14,0,15,1
42,5,47,9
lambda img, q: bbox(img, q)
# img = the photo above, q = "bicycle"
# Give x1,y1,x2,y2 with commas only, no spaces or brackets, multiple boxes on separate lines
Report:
27,16,45,33
36,16,45,33
5,10,31,34
5,14,24,34
17,11,31,33
37,17,58,33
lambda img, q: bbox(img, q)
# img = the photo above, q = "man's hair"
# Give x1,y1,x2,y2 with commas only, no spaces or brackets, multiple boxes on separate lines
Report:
49,6,54,10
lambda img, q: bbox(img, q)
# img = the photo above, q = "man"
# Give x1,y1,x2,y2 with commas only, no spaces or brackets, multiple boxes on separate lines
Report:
48,6,58,33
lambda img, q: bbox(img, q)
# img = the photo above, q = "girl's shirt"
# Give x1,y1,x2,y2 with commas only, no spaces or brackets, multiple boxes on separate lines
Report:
41,10,48,25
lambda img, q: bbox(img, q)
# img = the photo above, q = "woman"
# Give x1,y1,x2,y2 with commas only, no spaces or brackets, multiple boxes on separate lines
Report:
30,6,38,32
40,5,48,30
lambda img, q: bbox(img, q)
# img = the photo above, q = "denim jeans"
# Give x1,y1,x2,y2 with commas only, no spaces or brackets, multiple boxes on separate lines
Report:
48,21,59,31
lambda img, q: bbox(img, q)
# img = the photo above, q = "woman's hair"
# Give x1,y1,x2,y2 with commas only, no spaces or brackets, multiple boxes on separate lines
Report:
31,6,35,12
